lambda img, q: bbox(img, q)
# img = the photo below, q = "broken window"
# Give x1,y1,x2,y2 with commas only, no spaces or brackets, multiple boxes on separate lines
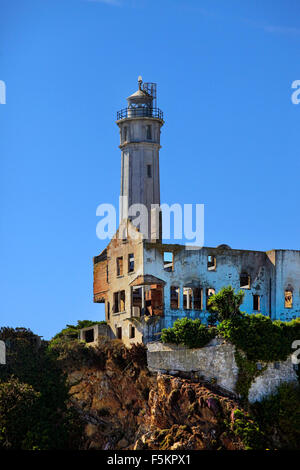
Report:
145,284,164,316
284,290,293,309
147,164,152,178
163,252,173,271
120,290,125,311
84,329,94,343
146,125,152,140
183,287,193,310
253,294,260,311
193,288,202,310
113,290,125,313
170,286,180,309
116,256,123,276
207,255,216,271
206,288,215,309
129,324,135,339
132,286,142,317
116,327,122,340
240,273,251,289
128,253,134,273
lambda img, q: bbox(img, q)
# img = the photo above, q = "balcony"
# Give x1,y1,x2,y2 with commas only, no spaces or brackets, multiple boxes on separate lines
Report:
117,107,164,121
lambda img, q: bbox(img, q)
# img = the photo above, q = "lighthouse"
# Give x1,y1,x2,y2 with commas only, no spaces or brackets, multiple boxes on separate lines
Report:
116,77,164,240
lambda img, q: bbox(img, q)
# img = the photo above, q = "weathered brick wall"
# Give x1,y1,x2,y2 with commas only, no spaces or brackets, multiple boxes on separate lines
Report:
93,259,108,302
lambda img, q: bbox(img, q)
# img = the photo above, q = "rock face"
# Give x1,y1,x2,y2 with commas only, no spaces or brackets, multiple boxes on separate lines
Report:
65,342,244,450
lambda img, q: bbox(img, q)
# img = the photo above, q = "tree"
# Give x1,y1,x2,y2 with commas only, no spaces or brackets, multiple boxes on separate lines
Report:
0,377,40,449
207,286,244,322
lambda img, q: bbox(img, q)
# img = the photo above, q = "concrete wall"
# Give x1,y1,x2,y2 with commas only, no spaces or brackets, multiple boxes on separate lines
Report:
79,323,113,345
144,243,275,325
147,338,238,393
147,340,298,403
248,358,298,402
105,222,145,347
273,250,300,321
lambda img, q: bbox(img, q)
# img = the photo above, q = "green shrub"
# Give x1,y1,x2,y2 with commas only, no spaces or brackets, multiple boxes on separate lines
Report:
231,409,265,450
208,286,244,322
161,318,216,349
0,328,84,449
251,382,300,449
50,320,107,344
217,315,300,362
0,377,40,449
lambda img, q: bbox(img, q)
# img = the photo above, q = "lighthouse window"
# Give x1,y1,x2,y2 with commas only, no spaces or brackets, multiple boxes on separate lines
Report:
123,127,128,142
146,125,152,140
147,164,152,178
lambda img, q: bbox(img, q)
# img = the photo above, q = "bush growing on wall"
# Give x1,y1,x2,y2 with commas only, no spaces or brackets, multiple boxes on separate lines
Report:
161,318,216,349
217,314,300,362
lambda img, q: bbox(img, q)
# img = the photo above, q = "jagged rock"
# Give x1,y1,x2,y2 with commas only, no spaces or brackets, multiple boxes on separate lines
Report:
117,438,129,449
85,423,98,437
206,398,220,415
64,342,245,450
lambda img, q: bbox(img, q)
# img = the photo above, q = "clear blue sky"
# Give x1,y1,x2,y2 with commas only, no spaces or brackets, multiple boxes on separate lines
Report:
1,0,299,339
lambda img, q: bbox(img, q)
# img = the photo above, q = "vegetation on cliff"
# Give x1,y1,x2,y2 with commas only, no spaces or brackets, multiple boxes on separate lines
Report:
0,327,83,449
0,321,299,450
161,318,216,349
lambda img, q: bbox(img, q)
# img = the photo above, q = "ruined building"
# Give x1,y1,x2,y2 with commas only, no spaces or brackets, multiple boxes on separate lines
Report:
88,78,300,347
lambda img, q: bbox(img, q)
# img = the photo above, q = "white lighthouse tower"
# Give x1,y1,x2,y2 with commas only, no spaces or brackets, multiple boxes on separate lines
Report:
116,76,164,240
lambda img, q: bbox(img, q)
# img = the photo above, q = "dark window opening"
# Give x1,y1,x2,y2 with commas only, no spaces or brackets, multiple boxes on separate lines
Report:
207,255,216,271
113,290,125,313
107,302,110,321
146,125,152,140
129,325,135,339
253,294,260,311
84,329,94,343
106,264,109,283
145,284,163,316
193,288,202,310
123,126,127,142
116,327,122,340
163,252,173,271
274,362,280,370
240,273,251,289
147,164,152,178
170,286,180,309
132,287,142,316
116,256,123,276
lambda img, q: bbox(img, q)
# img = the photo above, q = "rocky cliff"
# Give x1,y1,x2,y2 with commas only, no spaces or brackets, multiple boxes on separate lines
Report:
63,339,246,450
